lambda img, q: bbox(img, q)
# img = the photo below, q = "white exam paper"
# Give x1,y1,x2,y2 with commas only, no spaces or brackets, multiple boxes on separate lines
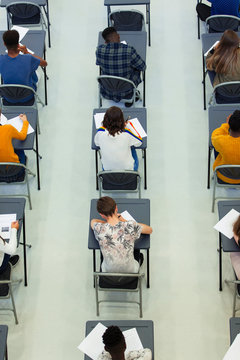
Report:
0,213,17,240
126,118,147,138
11,25,29,42
121,40,127,45
0,115,34,135
223,333,240,360
124,328,143,352
77,322,107,360
121,210,136,222
204,40,219,57
94,112,105,129
214,209,240,239
19,42,34,55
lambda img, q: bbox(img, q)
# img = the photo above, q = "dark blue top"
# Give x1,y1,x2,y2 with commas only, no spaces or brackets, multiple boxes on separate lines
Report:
210,0,240,17
0,54,40,102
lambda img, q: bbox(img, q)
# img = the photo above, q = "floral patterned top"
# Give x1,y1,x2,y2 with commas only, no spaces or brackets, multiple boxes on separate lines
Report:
93,220,142,273
97,348,152,360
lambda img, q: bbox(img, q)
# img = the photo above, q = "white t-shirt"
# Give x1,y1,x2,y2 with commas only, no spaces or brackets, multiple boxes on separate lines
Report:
94,128,142,170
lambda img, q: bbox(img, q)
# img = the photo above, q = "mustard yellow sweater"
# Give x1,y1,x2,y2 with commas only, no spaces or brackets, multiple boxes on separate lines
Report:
0,121,28,163
212,123,240,183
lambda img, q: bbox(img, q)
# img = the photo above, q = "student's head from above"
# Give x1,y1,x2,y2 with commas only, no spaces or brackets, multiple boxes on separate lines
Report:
102,326,126,357
97,196,117,219
229,110,240,134
219,29,239,50
3,30,19,51
102,27,120,43
233,215,240,246
103,106,125,137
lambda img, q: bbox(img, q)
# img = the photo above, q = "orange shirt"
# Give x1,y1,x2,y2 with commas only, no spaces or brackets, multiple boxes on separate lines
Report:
0,121,29,163
212,123,240,183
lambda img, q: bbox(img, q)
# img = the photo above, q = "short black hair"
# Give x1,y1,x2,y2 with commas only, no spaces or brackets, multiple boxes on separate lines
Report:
102,326,125,349
97,197,116,217
3,30,19,49
229,110,240,132
102,27,117,42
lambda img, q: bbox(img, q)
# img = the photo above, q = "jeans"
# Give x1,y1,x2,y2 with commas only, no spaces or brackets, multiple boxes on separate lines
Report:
131,147,139,171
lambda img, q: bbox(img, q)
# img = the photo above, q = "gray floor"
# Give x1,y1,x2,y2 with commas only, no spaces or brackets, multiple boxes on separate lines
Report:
0,0,239,359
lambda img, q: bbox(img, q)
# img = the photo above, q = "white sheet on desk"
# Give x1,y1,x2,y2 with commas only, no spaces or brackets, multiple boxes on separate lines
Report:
214,209,240,239
11,25,29,42
121,210,136,222
0,214,17,240
0,115,34,135
94,112,105,129
204,40,219,57
126,118,147,138
223,333,240,359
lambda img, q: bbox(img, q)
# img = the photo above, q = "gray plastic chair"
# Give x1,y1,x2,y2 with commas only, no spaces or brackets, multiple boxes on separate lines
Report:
94,271,144,317
97,75,140,107
209,82,240,106
225,269,240,317
109,10,145,31
0,263,22,324
0,162,36,210
98,170,141,198
206,15,240,33
212,165,240,212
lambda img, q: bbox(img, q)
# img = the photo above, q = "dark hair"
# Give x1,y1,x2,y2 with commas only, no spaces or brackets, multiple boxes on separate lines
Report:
233,216,240,245
3,30,19,50
97,197,116,217
102,27,117,42
102,326,125,353
102,106,125,136
207,30,240,74
229,110,240,132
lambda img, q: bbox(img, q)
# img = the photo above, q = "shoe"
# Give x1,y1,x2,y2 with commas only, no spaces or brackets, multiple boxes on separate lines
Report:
125,93,140,107
8,255,19,267
139,253,144,266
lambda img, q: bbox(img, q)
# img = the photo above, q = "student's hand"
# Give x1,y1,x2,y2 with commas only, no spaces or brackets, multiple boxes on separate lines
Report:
19,114,28,122
18,44,28,54
11,221,19,230
226,114,232,123
117,214,125,221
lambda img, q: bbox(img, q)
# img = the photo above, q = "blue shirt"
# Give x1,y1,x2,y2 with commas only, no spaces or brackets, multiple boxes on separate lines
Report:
0,54,40,103
210,0,240,17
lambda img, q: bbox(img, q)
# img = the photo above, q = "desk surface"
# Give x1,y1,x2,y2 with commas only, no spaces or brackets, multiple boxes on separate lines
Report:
0,30,45,57
98,31,147,62
202,32,240,54
105,0,150,4
88,198,150,250
230,317,240,345
1,0,46,6
92,107,147,150
0,198,25,245
2,108,37,151
85,320,154,360
218,201,240,252
0,325,7,360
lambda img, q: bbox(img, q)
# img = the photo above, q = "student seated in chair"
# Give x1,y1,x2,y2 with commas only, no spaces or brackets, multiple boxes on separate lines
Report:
96,27,146,106
94,106,142,171
98,325,152,360
212,110,240,184
0,221,20,274
196,0,240,22
91,196,152,273
0,30,47,103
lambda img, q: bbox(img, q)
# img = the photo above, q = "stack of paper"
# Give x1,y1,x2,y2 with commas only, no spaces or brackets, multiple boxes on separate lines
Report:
0,114,34,135
78,322,143,360
126,118,147,138
214,209,240,239
223,333,240,359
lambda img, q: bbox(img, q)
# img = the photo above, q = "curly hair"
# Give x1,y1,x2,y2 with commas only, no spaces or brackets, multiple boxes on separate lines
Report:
102,106,125,137
102,326,125,349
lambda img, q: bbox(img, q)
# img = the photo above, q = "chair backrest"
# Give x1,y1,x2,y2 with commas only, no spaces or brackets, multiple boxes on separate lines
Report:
98,75,135,96
214,82,240,104
98,170,141,198
206,15,240,33
109,10,144,31
0,84,35,106
216,165,240,183
0,163,26,183
7,2,41,24
98,273,139,289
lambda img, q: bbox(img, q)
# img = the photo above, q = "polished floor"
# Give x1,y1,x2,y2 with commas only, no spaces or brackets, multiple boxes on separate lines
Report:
0,0,238,359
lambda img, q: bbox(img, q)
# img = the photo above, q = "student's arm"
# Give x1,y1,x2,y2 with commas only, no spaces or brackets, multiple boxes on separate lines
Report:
10,114,29,141
0,221,19,256
91,219,106,229
138,223,153,234
130,47,146,71
18,44,48,67
211,123,229,152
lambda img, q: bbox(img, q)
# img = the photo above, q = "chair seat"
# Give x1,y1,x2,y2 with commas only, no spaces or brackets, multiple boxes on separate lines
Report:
0,264,10,297
99,275,138,289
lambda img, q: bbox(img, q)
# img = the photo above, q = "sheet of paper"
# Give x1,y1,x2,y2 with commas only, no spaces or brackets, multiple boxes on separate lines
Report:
121,40,127,45
121,210,136,222
11,25,29,42
214,209,240,239
1,115,34,135
94,112,105,129
0,214,17,241
123,328,143,352
77,322,107,360
204,40,219,57
126,118,147,138
223,333,240,360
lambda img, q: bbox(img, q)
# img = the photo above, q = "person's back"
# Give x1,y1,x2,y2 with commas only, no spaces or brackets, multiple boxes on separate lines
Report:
196,0,240,21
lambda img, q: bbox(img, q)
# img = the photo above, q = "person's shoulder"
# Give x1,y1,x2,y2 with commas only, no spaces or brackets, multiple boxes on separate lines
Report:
127,348,152,360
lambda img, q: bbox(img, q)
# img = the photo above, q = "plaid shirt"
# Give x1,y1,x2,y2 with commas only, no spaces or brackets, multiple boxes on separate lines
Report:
96,42,146,102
